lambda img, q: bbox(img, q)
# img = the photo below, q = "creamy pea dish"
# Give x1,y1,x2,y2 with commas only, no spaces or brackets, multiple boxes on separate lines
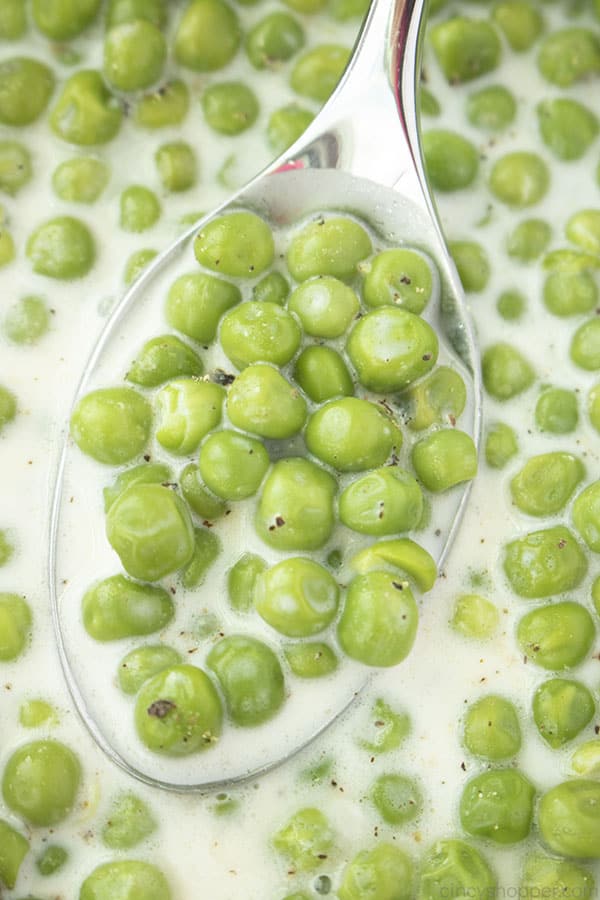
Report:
1,0,600,898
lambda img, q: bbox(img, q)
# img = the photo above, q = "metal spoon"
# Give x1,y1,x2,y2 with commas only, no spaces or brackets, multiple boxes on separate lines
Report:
49,0,481,792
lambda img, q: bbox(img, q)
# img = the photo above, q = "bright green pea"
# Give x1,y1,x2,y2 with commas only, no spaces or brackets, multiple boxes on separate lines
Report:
124,248,157,284
370,773,422,825
492,1,543,51
273,807,334,872
539,780,600,859
284,642,337,678
536,387,578,433
423,131,479,192
135,663,222,756
135,80,189,129
538,27,600,87
180,464,227,520
451,594,499,640
199,430,269,500
571,318,600,371
0,530,14,567
127,335,203,387
256,557,339,637
482,342,535,400
497,289,525,321
429,18,501,83
106,0,167,27
510,452,584,516
104,20,166,92
220,302,300,369
419,839,497,900
571,740,600,778
37,844,68,876
71,387,151,464
362,248,433,314
52,157,109,204
359,697,410,754
82,575,174,640
348,307,438,393
460,769,535,844
181,527,220,589
0,592,31,661
256,458,336,550
537,98,599,161
120,185,160,232
106,484,195,581
340,467,423,536
543,248,600,275
19,699,57,727
155,141,197,192
227,553,266,612
504,527,587,599
33,0,99,38
2,740,80,827
338,571,417,667
253,271,289,305
420,87,440,117
590,383,600,433
489,152,549,207
155,379,224,455
567,209,600,255
544,270,597,317
463,695,521,760
207,635,284,726
306,398,398,472
80,860,171,900
521,854,595,900
287,215,371,282
350,538,437,592
449,240,490,292
174,0,241,72
102,793,156,849
26,216,95,279
3,295,49,345
0,819,28,889
267,103,314,153
118,644,181,695
339,844,413,900
227,364,306,439
466,84,516,131
533,677,595,749
507,218,551,262
0,57,54,126
289,276,359,337
517,601,595,669
50,70,122,145
103,463,172,513
412,429,477,493
293,346,353,403
0,141,30,196
0,0,26,40
246,13,304,69
290,44,350,101
573,480,600,552
166,272,240,344
194,211,274,278
0,384,16,432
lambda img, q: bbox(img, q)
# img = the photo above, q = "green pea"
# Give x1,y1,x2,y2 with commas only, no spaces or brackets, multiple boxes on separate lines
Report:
538,27,600,87
544,270,598,318
180,464,227,520
284,642,337,678
207,635,284,726
220,302,300,369
338,571,417,667
539,780,600,859
306,398,399,472
82,575,174,641
492,1,543,51
273,807,334,872
0,530,14,567
174,0,240,72
227,364,306,439
423,131,479,192
490,152,549,207
521,854,595,900
155,141,197,192
589,383,600,433
482,342,535,400
293,346,353,403
505,528,587,599
536,386,578,434
571,318,600,371
507,218,552,262
0,592,31,661
0,819,28,889
565,214,600,260
71,387,151,464
3,295,49,345
267,103,314,153
411,429,477,493
227,553,266,613
253,271,289,305
194,211,274,278
466,84,516,131
359,697,410,754
511,452,584,516
460,769,535,844
135,663,222,756
0,228,16,269
155,379,223,456
127,335,203,387
463,695,521,760
120,185,160,232
287,216,371,282
106,0,167,27
573,480,600,552
338,844,413,900
0,384,16,432
101,793,156,849
104,21,166,93
290,44,349,101
420,87,440,117
52,157,109,205
451,593,499,640
124,248,157,284
181,527,220,589
26,216,95,279
103,463,172,514
362,248,433,313
256,557,339,637
449,240,490,292
288,276,359,338
166,273,240,344
0,0,26,40
256,458,336,550
370,773,422,825
0,57,54,126
135,80,189,129
2,740,80,827
106,484,194,581
282,0,326,12
496,289,525,321
0,141,30,197
350,538,437,592
118,645,181,695
246,13,304,69
517,601,595,669
50,70,123,145
199,430,269,500
339,467,423,536
33,0,99,38
80,860,171,900
537,98,599,161
37,844,68,876
571,739,600,778
429,18,501,83
533,677,595,750
543,248,600,275
419,839,497,900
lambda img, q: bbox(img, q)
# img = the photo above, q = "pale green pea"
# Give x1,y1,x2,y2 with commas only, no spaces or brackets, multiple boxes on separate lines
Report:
490,152,549,207
227,363,307,439
451,594,499,640
103,463,172,513
571,318,600,371
507,218,551,262
246,12,305,69
227,553,266,612
449,240,490,292
80,861,171,899
2,740,81,827
573,480,600,552
536,387,578,433
194,211,274,278
220,302,300,369
82,575,174,640
493,0,542,50
0,227,14,267
0,141,31,195
521,854,595,900
127,335,203,387
482,343,535,400
180,463,227,520
504,527,587,599
0,530,13,566
537,98,599,161
429,18,501,83
174,0,241,72
0,0,26,40
419,839,497,900
571,740,600,778
0,384,16,432
199,430,270,500
135,80,189,129
52,157,109,204
3,295,49,345
290,44,350,101
362,248,433,313
0,57,54,126
370,773,422,825
543,248,600,274
497,289,525,321
102,793,156,849
339,467,423,536
517,601,595,669
423,131,479,192
359,697,410,754
282,0,326,12
166,273,240,344
511,452,584,516
402,367,467,432
71,387,152,464
273,808,334,872
0,592,31,661
467,85,516,131
181,527,220,589
460,769,535,844
33,0,99,39
306,397,398,472
293,346,354,402
533,677,595,749
155,379,224,456
124,248,157,284
120,185,160,232
267,103,314,154
463,695,521,760
329,0,369,18
589,383,600,432
284,642,337,678
50,70,122,145
289,276,359,337
256,557,339,637
544,271,597,317
156,141,197,192
27,216,95,279
566,209,600,254
538,27,600,86
287,215,372,282
20,698,57,727
538,780,600,859
253,271,289,305
117,644,181,695
339,844,413,900
207,635,285,725
420,87,440,117
412,429,477,493
37,844,68,876
0,819,28,889
350,538,437,592
106,0,167,27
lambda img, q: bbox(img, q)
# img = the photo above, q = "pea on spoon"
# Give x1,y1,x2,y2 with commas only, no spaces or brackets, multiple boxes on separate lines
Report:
50,0,481,791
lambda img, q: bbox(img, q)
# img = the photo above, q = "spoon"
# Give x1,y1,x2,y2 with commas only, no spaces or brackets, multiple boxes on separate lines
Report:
49,0,481,792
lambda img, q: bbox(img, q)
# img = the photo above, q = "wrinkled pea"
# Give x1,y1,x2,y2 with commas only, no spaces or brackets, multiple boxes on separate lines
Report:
510,452,584,516
306,397,398,472
571,318,600,371
463,694,521,760
195,211,274,278
370,773,422,825
290,44,350,102
538,27,600,87
120,185,160,232
340,467,423,536
451,593,499,640
227,553,266,613
504,527,587,599
423,131,479,192
267,103,314,153
517,601,595,669
460,769,535,844
338,843,413,900
0,819,28,889
287,215,371,282
71,387,151,465
0,57,54,126
246,13,304,69
284,642,337,678
2,740,80,826
571,740,600,778
539,780,600,859
360,697,410,754
103,462,171,513
544,270,597,317
507,218,551,262
101,792,156,849
489,152,549,207
135,80,189,129
419,839,497,900
181,527,220,589
199,430,269,500
412,429,477,493
521,854,595,900
0,592,31,661
350,538,437,592
155,379,224,455
27,216,95,279
118,644,182,695
533,677,595,749
572,480,600,552
166,272,240,344
227,364,306,439
80,860,171,900
50,70,122,145
19,698,56,727
256,557,339,637
208,635,285,725
293,346,354,402
273,808,334,873
180,463,227,520
3,295,49,345
566,209,600,254
430,18,501,83
174,0,241,72
82,574,174,640
537,98,598,161
127,335,203,387
482,342,534,400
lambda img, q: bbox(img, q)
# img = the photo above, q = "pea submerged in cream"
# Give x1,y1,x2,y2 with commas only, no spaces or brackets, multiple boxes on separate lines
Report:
1,0,600,898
